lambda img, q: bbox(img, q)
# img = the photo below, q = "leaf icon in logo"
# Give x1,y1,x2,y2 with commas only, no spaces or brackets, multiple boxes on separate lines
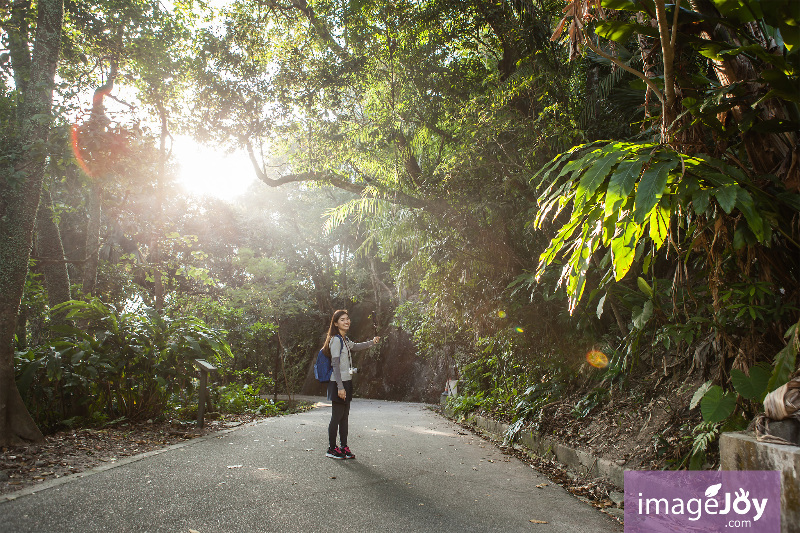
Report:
705,483,722,498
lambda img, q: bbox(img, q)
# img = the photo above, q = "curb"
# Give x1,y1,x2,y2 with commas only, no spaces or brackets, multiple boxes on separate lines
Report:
443,407,625,489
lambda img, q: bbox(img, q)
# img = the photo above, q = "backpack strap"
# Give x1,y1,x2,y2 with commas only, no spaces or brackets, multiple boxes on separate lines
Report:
337,334,355,373
336,334,355,371
325,335,346,358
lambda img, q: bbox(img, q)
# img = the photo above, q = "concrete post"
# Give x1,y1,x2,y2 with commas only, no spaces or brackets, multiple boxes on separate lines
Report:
720,431,800,533
198,369,208,428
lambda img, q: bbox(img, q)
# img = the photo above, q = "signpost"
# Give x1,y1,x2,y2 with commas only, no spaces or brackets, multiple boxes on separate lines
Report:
194,359,217,428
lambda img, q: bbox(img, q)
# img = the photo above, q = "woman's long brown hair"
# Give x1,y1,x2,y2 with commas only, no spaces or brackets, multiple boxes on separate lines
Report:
322,309,348,358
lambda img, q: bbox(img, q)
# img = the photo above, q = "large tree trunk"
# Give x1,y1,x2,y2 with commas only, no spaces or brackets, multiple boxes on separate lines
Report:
36,188,72,320
0,0,64,446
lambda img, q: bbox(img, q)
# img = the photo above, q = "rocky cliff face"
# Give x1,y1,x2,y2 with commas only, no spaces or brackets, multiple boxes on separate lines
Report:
299,304,448,403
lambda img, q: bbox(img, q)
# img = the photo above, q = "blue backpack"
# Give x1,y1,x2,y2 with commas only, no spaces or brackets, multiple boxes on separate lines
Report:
314,335,344,383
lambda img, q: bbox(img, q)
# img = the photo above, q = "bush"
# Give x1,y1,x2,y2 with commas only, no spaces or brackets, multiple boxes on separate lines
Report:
217,383,279,415
15,298,233,430
446,392,484,417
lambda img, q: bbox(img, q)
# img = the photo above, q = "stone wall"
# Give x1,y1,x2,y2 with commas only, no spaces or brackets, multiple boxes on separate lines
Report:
720,431,799,533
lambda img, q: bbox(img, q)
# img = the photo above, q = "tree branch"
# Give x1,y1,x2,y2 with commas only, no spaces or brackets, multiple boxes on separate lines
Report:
244,139,441,212
670,0,682,50
655,0,677,119
31,256,88,264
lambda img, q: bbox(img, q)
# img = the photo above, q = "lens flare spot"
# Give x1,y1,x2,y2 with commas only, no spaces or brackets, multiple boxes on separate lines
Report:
498,310,507,318
514,326,524,333
586,350,609,369
71,124,93,178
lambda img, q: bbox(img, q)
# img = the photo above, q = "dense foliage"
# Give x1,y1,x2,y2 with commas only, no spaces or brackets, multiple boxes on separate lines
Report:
1,0,798,468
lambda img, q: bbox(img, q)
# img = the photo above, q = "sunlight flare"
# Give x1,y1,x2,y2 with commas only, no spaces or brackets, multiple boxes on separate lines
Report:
174,136,257,200
586,350,609,369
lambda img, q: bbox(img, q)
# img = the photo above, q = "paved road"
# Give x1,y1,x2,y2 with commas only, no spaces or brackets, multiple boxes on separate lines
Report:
0,399,621,532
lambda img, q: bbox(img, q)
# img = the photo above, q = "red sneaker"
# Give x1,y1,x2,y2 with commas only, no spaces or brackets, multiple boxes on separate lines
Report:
326,447,345,459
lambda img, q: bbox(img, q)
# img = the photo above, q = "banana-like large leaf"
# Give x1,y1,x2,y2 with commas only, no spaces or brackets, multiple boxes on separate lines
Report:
534,140,775,312
565,208,604,311
605,158,644,215
575,151,624,211
734,188,766,241
634,159,676,224
713,184,738,213
700,385,737,423
730,365,770,401
649,201,671,249
610,215,642,281
595,20,658,43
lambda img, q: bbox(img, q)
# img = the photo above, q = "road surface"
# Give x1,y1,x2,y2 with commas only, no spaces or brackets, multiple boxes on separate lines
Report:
0,398,621,532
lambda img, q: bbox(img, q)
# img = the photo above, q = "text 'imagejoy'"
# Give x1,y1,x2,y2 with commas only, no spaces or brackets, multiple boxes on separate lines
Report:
624,470,781,532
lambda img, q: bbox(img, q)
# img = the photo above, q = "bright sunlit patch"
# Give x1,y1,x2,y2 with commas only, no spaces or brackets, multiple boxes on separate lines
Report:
174,136,256,200
514,326,524,333
586,350,609,369
497,310,507,318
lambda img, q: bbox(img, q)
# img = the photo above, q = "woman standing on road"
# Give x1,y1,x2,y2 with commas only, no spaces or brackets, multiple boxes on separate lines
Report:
323,309,380,459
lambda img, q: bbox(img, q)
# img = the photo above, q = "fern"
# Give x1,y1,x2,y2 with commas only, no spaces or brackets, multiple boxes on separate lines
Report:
688,422,720,470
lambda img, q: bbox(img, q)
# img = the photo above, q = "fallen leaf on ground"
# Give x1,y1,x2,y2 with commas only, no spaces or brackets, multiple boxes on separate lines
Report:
529,519,548,524
536,483,548,489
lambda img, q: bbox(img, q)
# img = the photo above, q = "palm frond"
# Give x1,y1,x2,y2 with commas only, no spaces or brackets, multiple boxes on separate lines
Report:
579,51,639,129
322,189,391,234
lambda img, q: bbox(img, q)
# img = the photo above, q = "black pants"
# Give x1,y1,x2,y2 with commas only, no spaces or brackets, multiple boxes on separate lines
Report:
328,380,353,448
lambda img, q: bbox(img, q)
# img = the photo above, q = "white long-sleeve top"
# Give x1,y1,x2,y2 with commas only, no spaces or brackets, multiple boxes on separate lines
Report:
330,335,375,389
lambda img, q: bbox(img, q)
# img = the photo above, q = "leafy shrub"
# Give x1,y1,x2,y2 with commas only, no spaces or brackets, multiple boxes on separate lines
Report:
504,380,565,444
214,369,277,415
217,383,280,415
223,368,274,389
446,393,484,417
692,317,800,428
14,298,233,430
571,387,609,419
